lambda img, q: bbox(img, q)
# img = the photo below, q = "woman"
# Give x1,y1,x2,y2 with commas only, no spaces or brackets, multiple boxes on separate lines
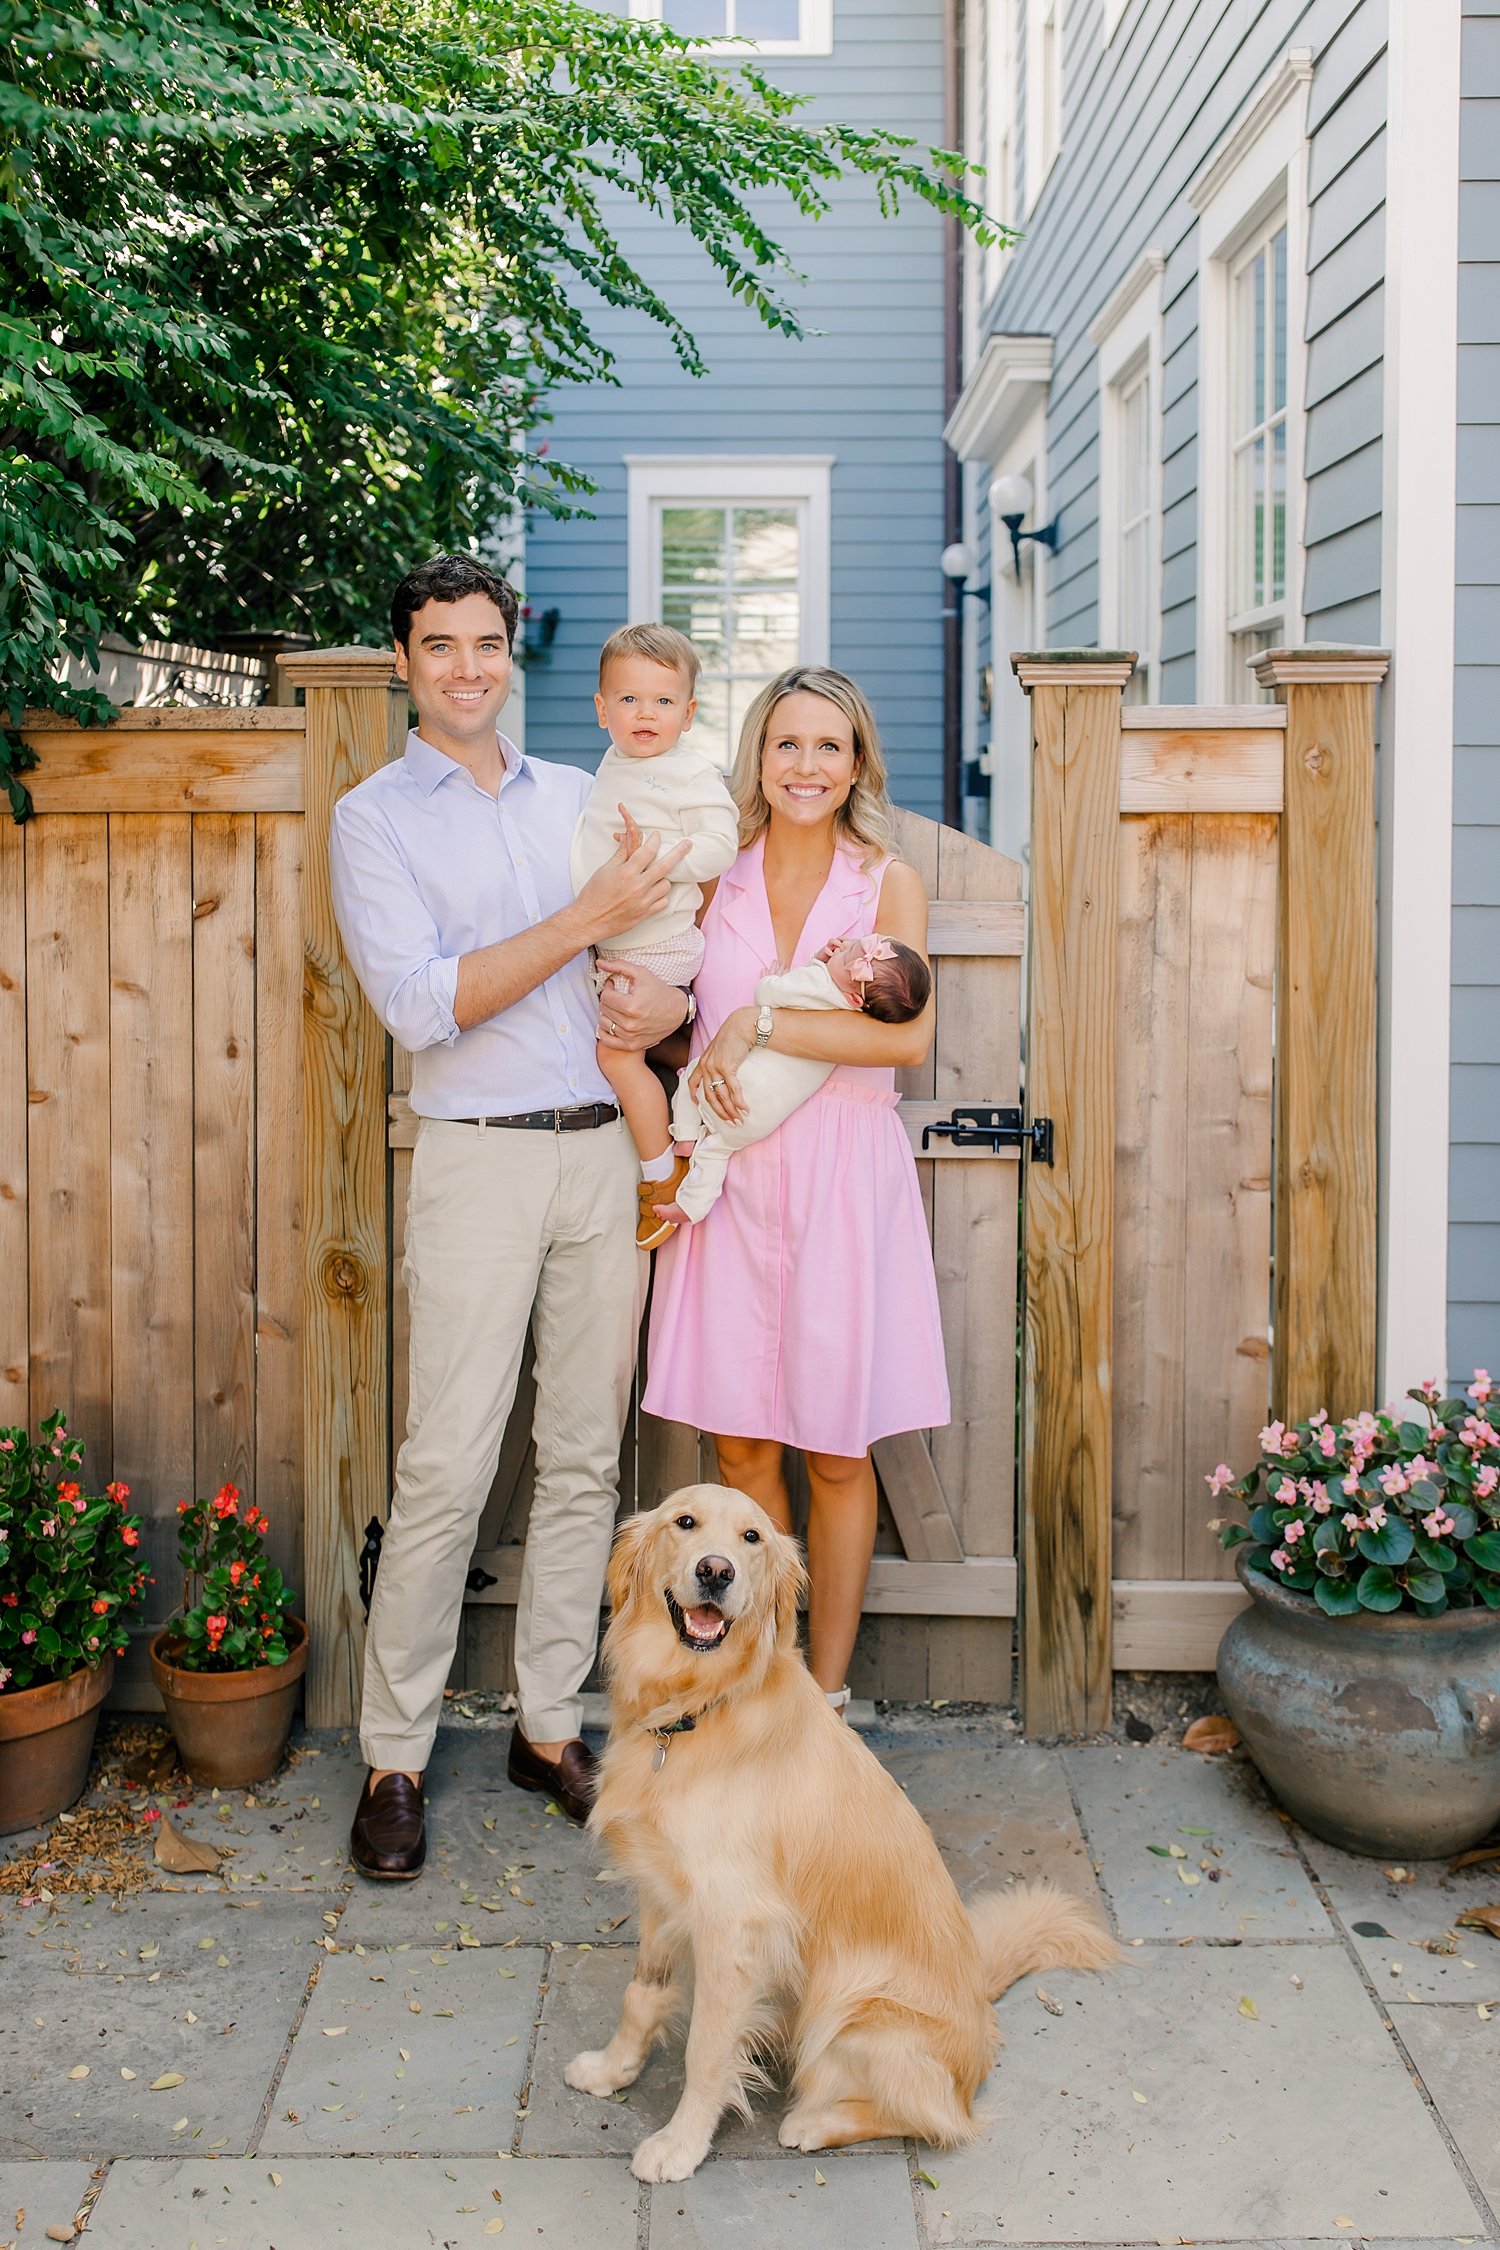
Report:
643,665,949,1709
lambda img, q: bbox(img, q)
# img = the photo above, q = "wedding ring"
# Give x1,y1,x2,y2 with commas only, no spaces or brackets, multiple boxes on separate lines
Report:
709,1076,727,1088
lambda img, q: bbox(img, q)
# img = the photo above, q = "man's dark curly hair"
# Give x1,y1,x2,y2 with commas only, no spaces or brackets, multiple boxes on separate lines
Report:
391,554,520,651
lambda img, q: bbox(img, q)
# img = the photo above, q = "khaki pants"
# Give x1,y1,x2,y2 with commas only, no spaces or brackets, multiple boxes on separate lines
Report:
359,1116,644,1771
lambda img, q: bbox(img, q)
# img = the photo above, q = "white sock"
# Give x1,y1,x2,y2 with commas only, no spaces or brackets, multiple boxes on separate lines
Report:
640,1148,676,1183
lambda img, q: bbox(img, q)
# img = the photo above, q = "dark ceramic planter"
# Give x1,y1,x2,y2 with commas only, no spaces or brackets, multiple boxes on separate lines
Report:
1218,1553,1500,1858
149,1617,307,1789
0,1655,115,1836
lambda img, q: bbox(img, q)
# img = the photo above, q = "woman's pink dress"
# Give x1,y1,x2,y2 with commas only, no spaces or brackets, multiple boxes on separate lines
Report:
644,835,950,1457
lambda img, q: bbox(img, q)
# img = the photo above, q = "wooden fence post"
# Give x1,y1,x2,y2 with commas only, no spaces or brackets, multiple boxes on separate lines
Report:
1014,651,1135,1735
279,647,406,1729
1252,646,1389,1426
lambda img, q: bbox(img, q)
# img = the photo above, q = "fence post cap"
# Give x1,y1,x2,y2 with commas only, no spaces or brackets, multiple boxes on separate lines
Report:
1251,644,1391,688
277,646,402,691
1012,651,1137,690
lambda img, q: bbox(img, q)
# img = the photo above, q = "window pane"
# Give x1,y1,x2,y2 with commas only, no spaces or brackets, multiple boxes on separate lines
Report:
728,676,767,764
729,588,799,672
1253,247,1266,428
661,589,727,660
1122,519,1149,655
732,506,798,583
1272,226,1288,415
689,676,730,766
736,0,801,35
1271,419,1286,603
1233,258,1258,441
669,0,731,32
661,507,726,587
1232,435,1266,613
1120,372,1148,520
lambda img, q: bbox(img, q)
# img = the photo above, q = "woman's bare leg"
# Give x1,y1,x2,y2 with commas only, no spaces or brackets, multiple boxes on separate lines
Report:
712,1434,791,1533
802,1449,878,1694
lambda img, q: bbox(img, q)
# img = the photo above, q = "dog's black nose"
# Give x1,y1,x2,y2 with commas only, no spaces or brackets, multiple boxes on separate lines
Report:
695,1553,735,1590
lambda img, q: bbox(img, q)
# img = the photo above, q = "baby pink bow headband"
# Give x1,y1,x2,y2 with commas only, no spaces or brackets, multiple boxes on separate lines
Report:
844,934,898,987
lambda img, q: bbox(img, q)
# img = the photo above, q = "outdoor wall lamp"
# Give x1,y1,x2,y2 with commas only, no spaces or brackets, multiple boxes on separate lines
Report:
940,540,989,605
990,473,1060,576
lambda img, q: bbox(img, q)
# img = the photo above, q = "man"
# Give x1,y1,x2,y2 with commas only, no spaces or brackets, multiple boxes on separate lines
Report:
330,553,692,1880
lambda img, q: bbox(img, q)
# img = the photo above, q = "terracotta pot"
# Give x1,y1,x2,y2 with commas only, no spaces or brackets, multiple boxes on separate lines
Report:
149,1617,308,1788
1218,1554,1500,1858
0,1655,115,1837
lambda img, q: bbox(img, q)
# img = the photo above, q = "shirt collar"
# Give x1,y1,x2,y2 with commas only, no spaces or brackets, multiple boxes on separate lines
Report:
404,727,526,798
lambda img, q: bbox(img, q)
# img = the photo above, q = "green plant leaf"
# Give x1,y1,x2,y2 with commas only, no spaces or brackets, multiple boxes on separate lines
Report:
1220,1522,1255,1548
1314,1576,1362,1616
1356,1519,1415,1567
1312,1518,1343,1554
1402,1567,1447,1605
1464,1530,1500,1573
1356,1566,1403,1612
1412,1531,1459,1573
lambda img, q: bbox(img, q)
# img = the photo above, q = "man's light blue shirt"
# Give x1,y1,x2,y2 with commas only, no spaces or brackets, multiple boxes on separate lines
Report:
329,728,613,1118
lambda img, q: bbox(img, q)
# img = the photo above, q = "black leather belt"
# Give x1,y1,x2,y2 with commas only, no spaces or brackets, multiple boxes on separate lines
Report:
455,1103,620,1132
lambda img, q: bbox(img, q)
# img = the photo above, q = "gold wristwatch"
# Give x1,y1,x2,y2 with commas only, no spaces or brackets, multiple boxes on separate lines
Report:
754,1004,774,1048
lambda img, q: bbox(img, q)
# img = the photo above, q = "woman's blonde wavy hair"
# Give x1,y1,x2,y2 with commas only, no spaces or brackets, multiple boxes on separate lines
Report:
729,666,897,869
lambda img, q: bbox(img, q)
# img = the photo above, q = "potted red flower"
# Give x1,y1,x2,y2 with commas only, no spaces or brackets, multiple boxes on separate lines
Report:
0,1412,151,1834
148,1483,306,1788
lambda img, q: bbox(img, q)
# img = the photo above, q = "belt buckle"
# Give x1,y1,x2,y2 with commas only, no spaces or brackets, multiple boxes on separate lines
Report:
555,1107,563,1133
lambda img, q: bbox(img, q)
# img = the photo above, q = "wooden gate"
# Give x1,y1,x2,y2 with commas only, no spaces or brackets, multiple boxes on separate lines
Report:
424,806,1025,1706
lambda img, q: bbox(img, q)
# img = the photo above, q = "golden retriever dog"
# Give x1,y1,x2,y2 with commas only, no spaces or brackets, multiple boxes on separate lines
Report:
567,1484,1120,2183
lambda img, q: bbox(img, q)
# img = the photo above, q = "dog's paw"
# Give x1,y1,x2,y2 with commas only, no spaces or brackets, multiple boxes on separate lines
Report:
778,2107,835,2151
565,2049,629,2098
630,2126,709,2182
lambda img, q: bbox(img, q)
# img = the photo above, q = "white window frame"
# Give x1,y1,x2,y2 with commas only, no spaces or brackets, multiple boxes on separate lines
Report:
979,0,1019,312
1103,0,1129,42
627,0,832,57
1025,0,1063,211
624,456,832,754
1190,48,1311,702
1093,251,1164,700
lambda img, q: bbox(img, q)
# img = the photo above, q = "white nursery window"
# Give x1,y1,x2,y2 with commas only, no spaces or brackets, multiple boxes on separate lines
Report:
626,458,832,767
629,0,832,55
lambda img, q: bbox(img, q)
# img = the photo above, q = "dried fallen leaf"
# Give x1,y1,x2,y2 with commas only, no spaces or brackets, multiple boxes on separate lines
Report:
1457,1905,1500,1941
322,2026,347,2037
1449,1843,1500,1873
596,1916,630,1934
916,2169,940,2189
485,2221,505,2236
138,1944,160,1961
1182,1715,1240,1754
120,2067,137,2081
813,2168,827,2186
1334,2220,1355,2229
1478,2004,1492,2021
1237,1995,1258,2019
1132,2090,1148,2104
1384,1866,1417,1884
44,2225,77,2243
1176,1866,1201,1886
269,2172,282,2187
1036,1988,1064,2017
67,2065,90,2080
150,2073,186,2092
153,1817,221,1877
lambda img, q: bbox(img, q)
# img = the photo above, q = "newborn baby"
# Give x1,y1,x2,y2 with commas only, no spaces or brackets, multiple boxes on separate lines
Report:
660,933,932,1232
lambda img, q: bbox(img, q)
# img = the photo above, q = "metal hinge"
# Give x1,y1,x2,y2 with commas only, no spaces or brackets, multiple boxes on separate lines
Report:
921,1104,1054,1165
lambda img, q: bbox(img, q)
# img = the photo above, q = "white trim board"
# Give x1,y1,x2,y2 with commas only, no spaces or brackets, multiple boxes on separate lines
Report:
626,0,832,57
1094,250,1164,695
1377,0,1461,1396
945,333,1053,465
624,455,833,667
1192,48,1312,702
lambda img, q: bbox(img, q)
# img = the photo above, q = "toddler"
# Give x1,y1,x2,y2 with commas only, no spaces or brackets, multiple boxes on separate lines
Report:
651,933,932,1241
570,623,739,1245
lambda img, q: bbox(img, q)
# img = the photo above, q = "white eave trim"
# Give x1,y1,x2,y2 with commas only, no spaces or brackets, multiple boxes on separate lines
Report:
1090,250,1166,348
1187,47,1314,213
945,334,1054,465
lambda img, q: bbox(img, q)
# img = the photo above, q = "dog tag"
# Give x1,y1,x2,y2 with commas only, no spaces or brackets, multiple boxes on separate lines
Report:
652,1740,668,1772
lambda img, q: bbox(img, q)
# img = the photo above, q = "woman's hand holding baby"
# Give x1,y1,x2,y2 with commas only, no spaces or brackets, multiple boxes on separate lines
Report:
689,1006,757,1125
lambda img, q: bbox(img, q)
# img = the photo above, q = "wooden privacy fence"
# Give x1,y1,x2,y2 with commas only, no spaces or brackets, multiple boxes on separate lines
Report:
2,642,1386,1734
1017,647,1388,1732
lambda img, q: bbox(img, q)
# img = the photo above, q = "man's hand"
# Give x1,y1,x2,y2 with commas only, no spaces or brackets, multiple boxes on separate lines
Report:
597,962,691,1053
576,807,691,944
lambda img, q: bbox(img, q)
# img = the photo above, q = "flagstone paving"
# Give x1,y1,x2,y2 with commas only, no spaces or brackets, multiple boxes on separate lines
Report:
2,1715,1496,2249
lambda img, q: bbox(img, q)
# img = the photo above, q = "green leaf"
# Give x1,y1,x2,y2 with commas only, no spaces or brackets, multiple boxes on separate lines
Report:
1356,1566,1403,1612
1356,1519,1415,1567
1401,1568,1446,1605
1220,1522,1255,1548
1314,1576,1362,1616
1412,1530,1458,1573
1398,1421,1426,1450
1249,1504,1280,1545
1445,1503,1478,1541
1312,1518,1343,1554
1465,1530,1500,1572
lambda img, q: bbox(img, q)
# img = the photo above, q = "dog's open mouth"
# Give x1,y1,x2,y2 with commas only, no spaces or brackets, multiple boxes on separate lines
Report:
664,1589,732,1651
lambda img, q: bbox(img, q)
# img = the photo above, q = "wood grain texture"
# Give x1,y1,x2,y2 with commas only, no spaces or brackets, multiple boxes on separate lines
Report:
1021,677,1123,1733
302,662,405,1727
23,719,304,814
1112,815,1191,1582
255,814,304,1592
0,820,26,1426
108,818,194,1613
387,1092,1024,1165
1111,1578,1251,1668
1181,815,1275,1580
871,1430,964,1562
926,898,1024,954
26,817,113,1473
463,1548,1016,1617
1273,680,1379,1423
193,816,258,1508
1119,730,1284,812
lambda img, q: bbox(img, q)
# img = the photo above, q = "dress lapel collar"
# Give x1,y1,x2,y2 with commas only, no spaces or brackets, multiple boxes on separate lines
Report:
718,832,880,970
716,833,776,966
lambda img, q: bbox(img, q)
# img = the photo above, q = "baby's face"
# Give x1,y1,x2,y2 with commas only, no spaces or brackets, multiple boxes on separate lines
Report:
595,656,696,759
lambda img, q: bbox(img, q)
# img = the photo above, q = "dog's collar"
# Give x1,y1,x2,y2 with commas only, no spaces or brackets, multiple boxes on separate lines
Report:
645,1700,722,1770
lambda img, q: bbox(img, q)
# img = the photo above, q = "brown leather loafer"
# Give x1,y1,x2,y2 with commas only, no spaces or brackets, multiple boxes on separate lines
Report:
506,1726,599,1825
350,1771,426,1880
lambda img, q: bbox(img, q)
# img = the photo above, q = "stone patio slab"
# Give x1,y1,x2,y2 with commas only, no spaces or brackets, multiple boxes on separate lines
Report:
877,1740,1105,1912
0,2161,99,2246
337,1730,633,1949
1391,2003,1500,2213
84,2154,638,2247
0,1893,326,2161
1060,1745,1329,1941
259,1941,543,2154
519,1942,898,2159
1295,1834,1500,2003
914,1946,1478,2243
649,2155,919,2247
125,1736,369,1896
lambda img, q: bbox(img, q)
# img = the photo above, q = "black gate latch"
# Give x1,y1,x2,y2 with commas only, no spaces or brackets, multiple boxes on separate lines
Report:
921,1104,1054,1165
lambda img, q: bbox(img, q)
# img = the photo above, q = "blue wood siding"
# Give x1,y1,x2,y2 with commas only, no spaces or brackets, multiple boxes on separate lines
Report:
520,0,949,819
1451,3,1500,1380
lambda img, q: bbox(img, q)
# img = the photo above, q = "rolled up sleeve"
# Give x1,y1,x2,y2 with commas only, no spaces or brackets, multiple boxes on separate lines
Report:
330,794,462,1051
